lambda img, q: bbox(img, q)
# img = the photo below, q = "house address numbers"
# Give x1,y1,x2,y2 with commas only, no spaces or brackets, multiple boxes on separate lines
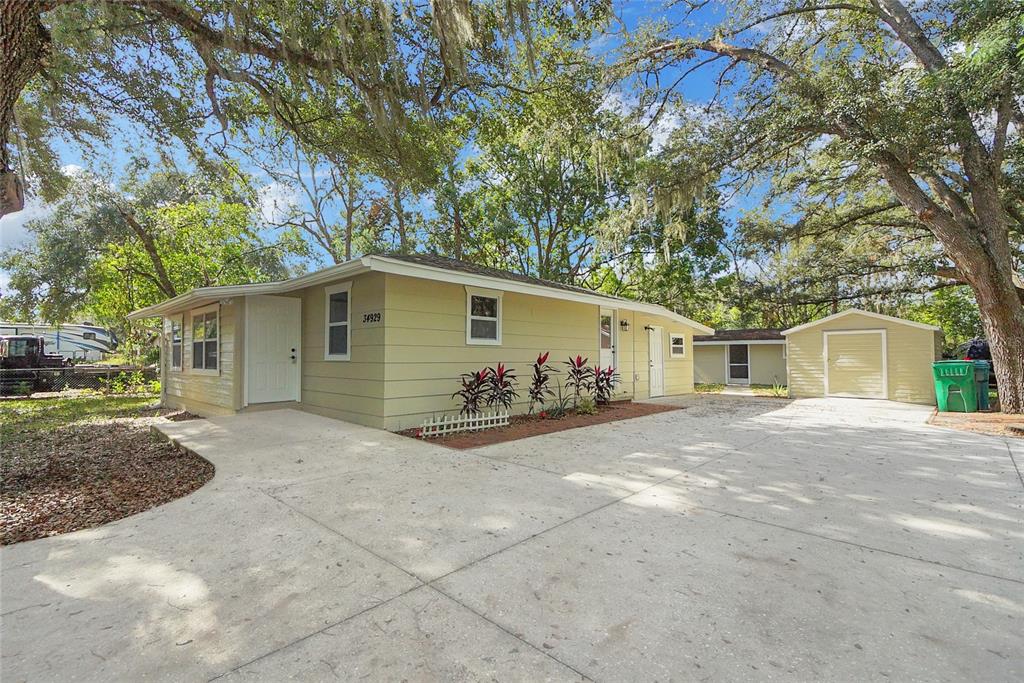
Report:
362,311,383,325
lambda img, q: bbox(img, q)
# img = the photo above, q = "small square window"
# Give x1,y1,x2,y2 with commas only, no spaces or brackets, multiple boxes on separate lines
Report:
466,288,501,345
82,332,96,341
670,333,686,358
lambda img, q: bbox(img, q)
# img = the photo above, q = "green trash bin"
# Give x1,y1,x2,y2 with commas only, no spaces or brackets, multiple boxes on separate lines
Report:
973,360,991,411
933,361,978,412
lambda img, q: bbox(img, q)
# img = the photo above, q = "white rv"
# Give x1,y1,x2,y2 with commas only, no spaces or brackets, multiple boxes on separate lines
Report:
0,322,118,362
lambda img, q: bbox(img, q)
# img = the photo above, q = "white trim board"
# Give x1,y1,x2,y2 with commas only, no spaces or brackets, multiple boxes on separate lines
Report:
783,308,939,335
823,329,888,399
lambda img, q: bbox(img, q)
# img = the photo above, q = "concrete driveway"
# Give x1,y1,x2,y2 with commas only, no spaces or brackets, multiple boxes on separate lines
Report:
2,397,1022,681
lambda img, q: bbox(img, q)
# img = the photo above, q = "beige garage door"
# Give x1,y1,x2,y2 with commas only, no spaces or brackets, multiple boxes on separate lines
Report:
825,332,886,398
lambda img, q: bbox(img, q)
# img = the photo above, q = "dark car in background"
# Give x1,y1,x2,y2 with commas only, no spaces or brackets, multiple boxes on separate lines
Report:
956,339,997,387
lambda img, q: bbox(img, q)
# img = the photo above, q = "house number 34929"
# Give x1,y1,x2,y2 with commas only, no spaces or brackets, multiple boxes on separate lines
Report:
362,312,382,324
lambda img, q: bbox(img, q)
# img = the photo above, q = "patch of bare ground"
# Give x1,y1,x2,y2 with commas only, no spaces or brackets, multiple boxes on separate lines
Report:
928,410,1024,439
400,401,684,449
1,398,210,545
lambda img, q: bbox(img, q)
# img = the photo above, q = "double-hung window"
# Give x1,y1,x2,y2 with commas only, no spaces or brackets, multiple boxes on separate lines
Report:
324,282,352,360
669,333,686,358
191,306,219,372
170,317,183,370
466,287,502,345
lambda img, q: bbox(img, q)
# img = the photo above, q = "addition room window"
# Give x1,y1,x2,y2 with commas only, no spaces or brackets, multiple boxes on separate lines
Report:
170,317,183,370
191,306,219,372
466,287,502,345
669,333,686,358
324,282,352,360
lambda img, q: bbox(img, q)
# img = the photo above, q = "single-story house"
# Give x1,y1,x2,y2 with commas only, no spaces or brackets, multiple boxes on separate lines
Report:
693,329,787,386
127,253,714,430
783,309,943,404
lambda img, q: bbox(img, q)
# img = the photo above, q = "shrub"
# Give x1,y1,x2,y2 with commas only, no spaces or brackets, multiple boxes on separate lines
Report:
563,355,594,407
452,369,489,415
575,396,598,415
593,365,618,405
769,381,787,398
527,352,556,414
485,363,519,410
101,370,148,395
545,380,573,419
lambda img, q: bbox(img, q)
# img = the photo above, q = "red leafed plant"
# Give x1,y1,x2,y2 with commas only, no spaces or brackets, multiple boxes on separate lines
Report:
528,351,556,414
563,355,595,407
485,362,519,410
452,369,489,415
593,365,619,405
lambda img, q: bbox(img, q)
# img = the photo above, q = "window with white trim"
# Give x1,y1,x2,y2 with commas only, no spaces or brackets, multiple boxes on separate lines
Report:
170,317,183,370
191,306,219,371
324,282,352,360
669,332,686,358
466,287,502,344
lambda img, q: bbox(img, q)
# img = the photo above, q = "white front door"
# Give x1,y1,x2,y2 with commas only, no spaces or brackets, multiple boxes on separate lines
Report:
599,308,615,370
648,325,664,398
246,295,301,404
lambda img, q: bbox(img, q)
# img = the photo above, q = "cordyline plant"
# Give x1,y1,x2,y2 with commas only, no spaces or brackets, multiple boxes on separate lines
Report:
563,355,594,407
452,369,489,416
527,351,556,414
485,363,519,410
593,365,618,405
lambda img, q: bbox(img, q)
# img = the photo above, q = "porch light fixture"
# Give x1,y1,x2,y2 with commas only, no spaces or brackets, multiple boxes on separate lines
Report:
619,319,630,332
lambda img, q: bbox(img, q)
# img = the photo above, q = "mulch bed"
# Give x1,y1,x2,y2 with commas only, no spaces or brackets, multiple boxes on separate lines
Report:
400,401,684,449
928,410,1024,439
1,413,211,545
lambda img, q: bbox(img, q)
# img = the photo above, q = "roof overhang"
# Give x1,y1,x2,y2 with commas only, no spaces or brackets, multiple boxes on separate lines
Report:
782,308,941,335
128,254,715,334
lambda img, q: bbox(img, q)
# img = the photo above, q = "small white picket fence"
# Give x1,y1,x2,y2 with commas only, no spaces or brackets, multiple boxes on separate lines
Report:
418,409,510,438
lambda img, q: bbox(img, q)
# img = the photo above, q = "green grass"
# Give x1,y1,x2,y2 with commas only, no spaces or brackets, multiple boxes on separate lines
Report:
695,383,725,394
0,395,160,435
751,383,789,398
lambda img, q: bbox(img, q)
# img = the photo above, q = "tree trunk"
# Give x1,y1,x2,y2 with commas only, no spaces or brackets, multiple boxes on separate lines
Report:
965,261,1024,414
114,204,177,298
452,197,464,260
391,182,407,252
344,173,354,261
1,0,55,217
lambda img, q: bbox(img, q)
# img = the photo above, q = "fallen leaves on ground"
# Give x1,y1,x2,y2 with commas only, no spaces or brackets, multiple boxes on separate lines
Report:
1,407,212,545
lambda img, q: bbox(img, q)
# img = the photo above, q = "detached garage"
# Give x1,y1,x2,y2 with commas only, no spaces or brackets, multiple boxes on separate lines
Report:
783,309,943,405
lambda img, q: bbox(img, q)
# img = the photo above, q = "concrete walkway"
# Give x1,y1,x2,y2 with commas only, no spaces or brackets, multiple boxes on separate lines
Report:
2,397,1022,681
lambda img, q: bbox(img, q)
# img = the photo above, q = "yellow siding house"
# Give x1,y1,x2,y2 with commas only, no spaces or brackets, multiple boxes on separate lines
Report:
128,254,713,430
783,309,943,405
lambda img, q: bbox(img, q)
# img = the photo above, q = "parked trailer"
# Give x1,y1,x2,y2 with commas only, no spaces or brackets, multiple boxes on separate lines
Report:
0,322,118,362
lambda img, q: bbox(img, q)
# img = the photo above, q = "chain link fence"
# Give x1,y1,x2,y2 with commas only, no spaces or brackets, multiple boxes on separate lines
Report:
0,367,158,397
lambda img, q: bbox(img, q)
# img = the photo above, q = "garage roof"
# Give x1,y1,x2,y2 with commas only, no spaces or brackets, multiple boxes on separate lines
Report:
782,309,941,335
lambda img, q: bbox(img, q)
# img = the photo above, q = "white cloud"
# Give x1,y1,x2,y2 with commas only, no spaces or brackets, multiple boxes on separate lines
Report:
0,197,51,251
256,182,299,224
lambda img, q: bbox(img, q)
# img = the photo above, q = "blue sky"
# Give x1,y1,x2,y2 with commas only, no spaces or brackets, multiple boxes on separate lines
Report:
0,0,769,288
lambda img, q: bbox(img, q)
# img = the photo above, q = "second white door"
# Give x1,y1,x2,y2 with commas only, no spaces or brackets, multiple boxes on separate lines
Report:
648,325,664,398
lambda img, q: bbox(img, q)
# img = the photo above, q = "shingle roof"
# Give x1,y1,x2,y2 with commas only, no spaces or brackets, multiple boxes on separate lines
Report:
378,252,632,304
694,328,785,342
